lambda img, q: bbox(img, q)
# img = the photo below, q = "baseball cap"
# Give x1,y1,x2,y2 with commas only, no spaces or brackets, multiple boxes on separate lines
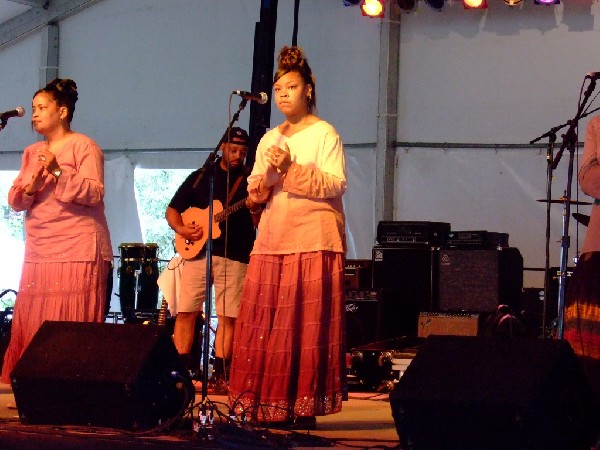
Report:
227,127,249,146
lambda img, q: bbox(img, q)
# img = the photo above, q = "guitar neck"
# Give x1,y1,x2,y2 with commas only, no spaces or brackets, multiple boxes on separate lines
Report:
214,198,247,223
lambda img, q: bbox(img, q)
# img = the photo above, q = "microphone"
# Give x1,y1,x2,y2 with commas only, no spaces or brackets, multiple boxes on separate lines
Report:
232,90,268,105
0,106,25,121
585,72,600,80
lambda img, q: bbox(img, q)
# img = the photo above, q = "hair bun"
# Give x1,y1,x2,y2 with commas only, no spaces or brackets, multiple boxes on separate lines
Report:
48,78,79,104
277,46,306,71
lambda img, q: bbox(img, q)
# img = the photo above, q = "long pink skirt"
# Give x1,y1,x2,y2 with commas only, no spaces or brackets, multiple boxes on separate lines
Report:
1,256,109,384
228,251,345,422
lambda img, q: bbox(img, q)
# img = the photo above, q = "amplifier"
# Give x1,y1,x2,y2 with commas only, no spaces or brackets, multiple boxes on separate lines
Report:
345,259,372,290
438,247,523,313
345,289,382,350
417,312,479,338
376,221,450,247
445,230,509,249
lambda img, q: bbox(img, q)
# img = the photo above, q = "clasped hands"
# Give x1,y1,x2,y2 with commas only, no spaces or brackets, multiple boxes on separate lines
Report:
263,144,291,188
25,149,61,196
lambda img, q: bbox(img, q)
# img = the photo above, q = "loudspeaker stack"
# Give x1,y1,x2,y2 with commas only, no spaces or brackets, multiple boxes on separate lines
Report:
368,223,524,340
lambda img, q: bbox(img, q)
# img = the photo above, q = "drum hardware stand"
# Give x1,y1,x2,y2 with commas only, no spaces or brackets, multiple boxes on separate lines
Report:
192,97,249,408
531,77,598,339
133,267,142,314
530,129,557,337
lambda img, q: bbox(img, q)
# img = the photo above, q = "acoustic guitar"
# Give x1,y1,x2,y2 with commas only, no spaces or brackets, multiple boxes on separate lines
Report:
174,197,248,259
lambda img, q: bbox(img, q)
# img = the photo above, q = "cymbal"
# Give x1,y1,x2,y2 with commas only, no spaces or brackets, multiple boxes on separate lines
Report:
536,198,592,205
573,212,590,227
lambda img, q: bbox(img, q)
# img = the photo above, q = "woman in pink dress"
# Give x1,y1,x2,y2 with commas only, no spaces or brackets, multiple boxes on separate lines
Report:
228,46,347,428
1,78,112,385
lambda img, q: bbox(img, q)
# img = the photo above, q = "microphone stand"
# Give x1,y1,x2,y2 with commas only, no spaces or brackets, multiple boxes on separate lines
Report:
530,102,600,339
193,98,248,189
193,97,249,406
549,79,596,339
541,132,556,337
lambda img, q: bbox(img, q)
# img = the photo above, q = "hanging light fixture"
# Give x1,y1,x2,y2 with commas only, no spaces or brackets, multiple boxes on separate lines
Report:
424,0,445,11
503,0,523,6
463,0,487,9
534,0,559,4
396,0,417,13
361,0,385,17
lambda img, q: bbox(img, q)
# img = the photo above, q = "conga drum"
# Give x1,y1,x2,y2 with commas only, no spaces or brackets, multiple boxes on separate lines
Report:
118,243,160,319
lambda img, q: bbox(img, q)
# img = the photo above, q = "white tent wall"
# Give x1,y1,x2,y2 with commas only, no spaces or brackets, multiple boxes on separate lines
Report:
1,0,599,295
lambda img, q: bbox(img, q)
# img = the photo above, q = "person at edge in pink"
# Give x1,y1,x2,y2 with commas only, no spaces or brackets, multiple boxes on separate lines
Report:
228,46,347,429
1,78,112,386
563,115,600,403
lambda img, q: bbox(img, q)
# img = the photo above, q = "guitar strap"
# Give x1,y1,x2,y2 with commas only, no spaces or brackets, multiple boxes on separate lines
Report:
225,174,244,208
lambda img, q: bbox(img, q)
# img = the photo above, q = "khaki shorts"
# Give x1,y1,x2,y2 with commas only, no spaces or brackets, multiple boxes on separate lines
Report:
178,255,247,318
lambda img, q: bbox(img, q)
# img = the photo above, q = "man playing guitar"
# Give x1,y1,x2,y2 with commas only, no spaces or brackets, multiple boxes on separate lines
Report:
165,127,260,390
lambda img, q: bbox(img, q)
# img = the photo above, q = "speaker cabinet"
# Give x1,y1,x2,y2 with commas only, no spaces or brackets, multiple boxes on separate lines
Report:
438,247,523,312
390,336,599,450
345,289,381,350
372,246,437,339
11,321,189,430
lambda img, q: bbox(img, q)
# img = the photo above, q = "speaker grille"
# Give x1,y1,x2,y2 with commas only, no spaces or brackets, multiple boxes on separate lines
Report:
438,248,523,312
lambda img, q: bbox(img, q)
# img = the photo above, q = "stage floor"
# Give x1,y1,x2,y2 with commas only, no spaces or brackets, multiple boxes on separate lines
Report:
0,383,399,449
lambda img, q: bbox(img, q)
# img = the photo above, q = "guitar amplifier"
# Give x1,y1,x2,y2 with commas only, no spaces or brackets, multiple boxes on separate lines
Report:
376,221,450,247
417,312,479,338
345,259,372,290
445,231,509,249
345,289,381,350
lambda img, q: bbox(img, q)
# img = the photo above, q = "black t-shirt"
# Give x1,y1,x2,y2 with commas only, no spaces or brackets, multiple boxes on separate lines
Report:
168,159,255,263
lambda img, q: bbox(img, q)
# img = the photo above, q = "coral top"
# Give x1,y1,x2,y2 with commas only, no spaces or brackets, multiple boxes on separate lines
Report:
8,133,112,263
248,120,346,255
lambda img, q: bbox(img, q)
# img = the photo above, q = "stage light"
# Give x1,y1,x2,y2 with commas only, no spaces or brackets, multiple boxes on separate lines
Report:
396,0,417,13
361,0,385,17
342,0,362,5
424,0,445,10
503,0,523,6
534,0,559,4
463,0,487,9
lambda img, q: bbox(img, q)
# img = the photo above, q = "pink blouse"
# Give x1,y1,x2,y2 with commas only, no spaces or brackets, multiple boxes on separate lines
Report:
248,120,346,255
8,133,112,263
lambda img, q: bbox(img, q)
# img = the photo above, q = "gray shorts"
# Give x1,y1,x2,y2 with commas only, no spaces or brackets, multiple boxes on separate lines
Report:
178,255,247,318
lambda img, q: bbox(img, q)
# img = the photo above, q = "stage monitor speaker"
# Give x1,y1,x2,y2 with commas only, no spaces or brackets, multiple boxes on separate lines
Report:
372,246,437,339
438,247,523,312
390,335,599,450
345,289,381,350
11,321,190,430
